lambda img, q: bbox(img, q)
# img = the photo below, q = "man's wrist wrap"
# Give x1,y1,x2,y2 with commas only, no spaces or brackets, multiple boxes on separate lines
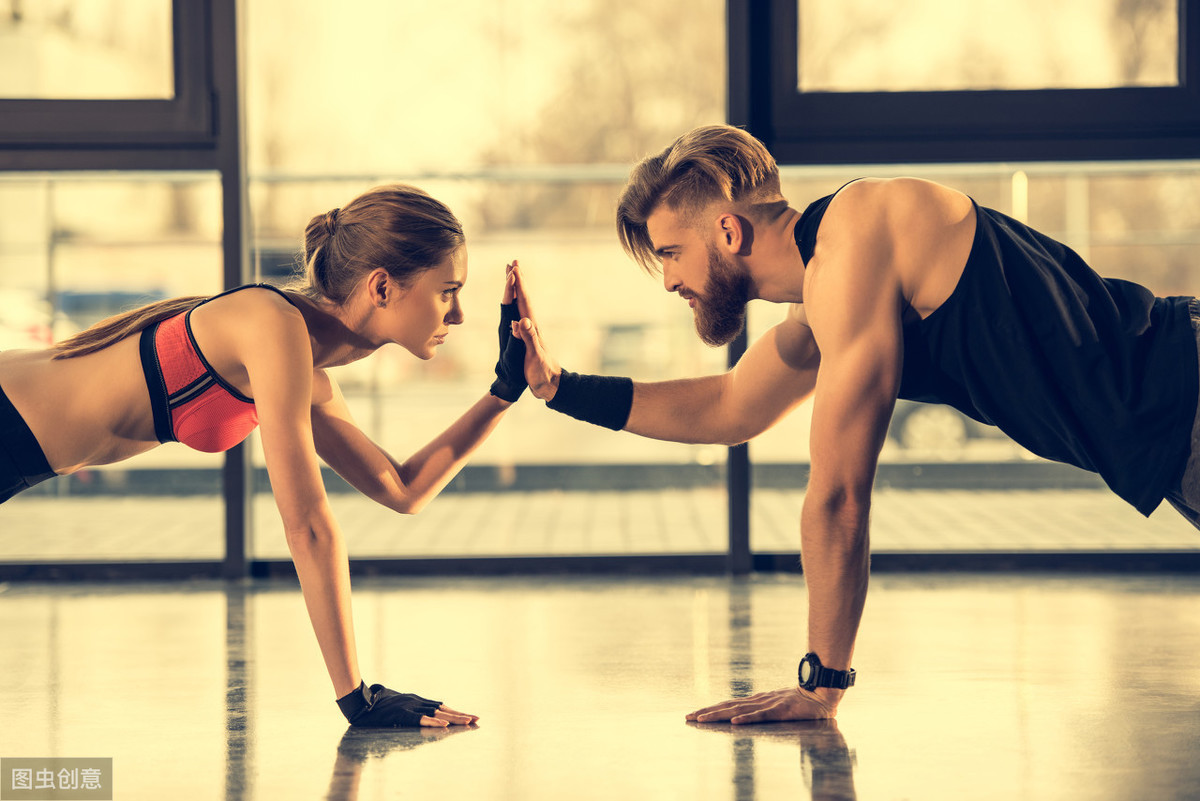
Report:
545,370,633,431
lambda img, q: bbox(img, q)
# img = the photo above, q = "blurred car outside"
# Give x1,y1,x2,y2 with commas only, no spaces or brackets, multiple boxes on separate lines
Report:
887,399,1007,453
0,289,54,351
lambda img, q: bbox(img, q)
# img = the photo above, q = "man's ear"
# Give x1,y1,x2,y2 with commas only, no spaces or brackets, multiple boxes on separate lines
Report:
715,212,746,255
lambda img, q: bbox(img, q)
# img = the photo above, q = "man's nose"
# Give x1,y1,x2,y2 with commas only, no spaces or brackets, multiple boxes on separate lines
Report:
663,267,681,293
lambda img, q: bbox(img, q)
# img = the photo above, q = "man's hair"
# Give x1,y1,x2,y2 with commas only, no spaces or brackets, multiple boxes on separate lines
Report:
616,124,781,272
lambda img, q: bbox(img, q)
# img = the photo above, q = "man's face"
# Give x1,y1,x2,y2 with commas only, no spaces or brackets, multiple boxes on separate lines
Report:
646,205,751,347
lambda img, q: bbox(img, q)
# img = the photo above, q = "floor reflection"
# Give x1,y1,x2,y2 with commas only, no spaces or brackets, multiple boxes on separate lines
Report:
325,726,479,801
691,720,857,801
2,574,1198,800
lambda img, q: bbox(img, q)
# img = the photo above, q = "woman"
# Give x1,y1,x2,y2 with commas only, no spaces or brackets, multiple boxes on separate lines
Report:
0,184,529,728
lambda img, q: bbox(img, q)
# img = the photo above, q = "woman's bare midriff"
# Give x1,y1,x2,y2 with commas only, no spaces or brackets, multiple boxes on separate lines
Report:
0,336,160,474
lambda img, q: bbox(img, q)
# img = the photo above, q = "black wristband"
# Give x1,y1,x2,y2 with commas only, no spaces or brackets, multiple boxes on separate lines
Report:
545,370,633,431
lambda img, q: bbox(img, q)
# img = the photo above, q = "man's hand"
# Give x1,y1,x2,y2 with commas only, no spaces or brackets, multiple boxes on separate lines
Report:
686,686,838,724
508,262,561,401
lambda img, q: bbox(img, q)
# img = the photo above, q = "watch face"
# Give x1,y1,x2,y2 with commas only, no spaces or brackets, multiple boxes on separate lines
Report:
799,658,814,685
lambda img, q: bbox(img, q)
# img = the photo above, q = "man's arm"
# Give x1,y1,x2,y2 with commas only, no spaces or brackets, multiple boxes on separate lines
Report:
796,258,902,706
626,304,820,445
513,267,820,446
689,182,904,722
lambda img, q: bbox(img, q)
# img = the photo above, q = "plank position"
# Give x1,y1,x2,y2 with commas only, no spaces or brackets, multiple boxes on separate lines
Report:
0,184,532,728
509,124,1200,723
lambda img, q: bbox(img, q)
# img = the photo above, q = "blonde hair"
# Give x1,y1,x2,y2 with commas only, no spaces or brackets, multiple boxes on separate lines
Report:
616,125,781,272
54,184,464,360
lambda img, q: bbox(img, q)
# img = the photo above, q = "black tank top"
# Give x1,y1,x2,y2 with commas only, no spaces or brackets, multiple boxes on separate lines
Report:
794,193,1198,515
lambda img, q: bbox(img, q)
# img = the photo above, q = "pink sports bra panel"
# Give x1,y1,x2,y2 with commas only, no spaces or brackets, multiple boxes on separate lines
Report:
142,308,259,453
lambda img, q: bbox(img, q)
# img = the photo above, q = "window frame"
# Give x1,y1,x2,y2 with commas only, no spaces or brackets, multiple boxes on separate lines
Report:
0,0,214,151
730,0,1200,164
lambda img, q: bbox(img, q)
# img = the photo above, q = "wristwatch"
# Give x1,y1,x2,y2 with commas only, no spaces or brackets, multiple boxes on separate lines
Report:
798,652,856,691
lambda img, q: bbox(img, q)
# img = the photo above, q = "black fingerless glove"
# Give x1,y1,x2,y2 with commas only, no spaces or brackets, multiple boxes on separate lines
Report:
489,301,527,402
336,681,443,728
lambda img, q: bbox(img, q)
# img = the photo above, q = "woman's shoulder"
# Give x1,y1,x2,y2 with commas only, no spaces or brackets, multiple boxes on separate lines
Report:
190,285,309,355
202,284,303,321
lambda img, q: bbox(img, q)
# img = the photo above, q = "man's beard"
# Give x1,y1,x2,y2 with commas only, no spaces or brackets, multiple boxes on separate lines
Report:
694,244,751,347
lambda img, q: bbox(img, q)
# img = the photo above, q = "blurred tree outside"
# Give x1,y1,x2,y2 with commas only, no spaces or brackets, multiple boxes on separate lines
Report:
472,0,725,231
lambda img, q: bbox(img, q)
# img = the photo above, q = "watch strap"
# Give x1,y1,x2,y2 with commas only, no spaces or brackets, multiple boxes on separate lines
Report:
798,652,856,690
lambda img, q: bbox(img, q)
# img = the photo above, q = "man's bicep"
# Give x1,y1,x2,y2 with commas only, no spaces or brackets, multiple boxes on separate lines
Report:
724,314,820,435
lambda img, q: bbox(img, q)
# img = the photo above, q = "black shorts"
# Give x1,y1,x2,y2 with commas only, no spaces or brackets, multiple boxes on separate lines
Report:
1163,297,1200,529
0,381,56,504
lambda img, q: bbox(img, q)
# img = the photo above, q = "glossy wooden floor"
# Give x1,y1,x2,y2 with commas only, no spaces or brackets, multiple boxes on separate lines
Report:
1,573,1198,800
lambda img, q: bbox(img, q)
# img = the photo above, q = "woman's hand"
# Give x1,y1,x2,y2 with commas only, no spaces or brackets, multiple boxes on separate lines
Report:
337,681,479,728
508,262,562,401
489,261,527,403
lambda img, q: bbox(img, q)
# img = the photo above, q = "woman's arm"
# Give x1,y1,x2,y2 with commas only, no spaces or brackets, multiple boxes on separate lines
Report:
237,299,362,698
311,377,511,514
310,262,521,514
237,295,475,726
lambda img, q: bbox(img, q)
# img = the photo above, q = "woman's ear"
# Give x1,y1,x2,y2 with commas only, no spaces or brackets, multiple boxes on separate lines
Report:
366,268,393,309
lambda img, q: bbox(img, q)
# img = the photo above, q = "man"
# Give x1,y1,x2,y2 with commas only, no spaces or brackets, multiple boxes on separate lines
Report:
506,124,1200,723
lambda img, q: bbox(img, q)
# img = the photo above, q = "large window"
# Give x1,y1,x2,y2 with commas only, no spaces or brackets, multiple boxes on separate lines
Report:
798,0,1178,93
749,161,1200,556
244,0,729,561
0,0,215,156
732,0,1200,163
0,0,174,99
0,174,225,563
2,1,1197,575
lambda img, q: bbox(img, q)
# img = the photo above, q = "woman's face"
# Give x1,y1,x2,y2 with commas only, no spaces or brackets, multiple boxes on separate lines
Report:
388,246,467,360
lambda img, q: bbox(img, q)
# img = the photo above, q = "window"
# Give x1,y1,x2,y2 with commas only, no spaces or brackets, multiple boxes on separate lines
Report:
245,0,729,560
0,0,174,99
798,0,1178,93
0,0,213,151
0,173,226,563
730,0,1200,164
748,160,1200,556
